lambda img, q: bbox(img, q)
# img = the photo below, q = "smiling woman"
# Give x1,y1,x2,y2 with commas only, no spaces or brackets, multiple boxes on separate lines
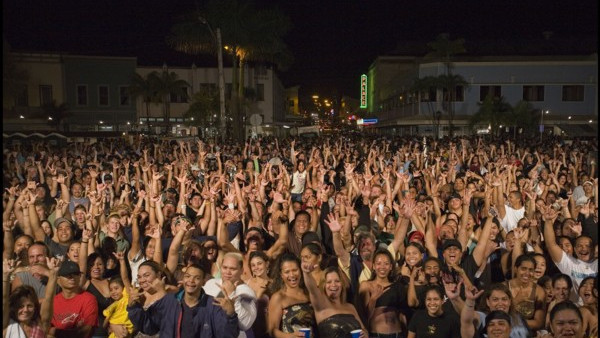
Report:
407,285,460,338
267,253,316,338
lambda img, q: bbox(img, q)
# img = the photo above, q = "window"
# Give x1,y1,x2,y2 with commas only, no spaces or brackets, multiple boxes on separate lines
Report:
119,86,130,106
420,87,436,102
170,87,188,103
562,85,584,101
480,86,501,101
199,83,217,94
76,85,88,106
523,85,545,101
98,85,109,106
16,85,28,106
39,85,53,106
256,84,265,101
443,85,464,102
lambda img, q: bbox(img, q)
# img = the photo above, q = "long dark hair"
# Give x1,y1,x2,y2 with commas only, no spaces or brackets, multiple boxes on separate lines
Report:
369,249,397,282
269,252,306,295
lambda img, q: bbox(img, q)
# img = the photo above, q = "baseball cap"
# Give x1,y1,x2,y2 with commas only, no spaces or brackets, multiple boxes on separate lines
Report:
442,238,463,252
58,261,81,277
583,180,594,186
164,199,176,206
409,231,425,243
190,164,200,171
54,217,73,230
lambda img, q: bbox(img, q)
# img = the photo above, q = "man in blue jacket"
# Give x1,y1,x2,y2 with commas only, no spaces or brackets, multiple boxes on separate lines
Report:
127,263,239,338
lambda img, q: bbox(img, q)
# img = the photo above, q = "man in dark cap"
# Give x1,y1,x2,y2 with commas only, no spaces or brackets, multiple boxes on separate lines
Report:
51,261,98,338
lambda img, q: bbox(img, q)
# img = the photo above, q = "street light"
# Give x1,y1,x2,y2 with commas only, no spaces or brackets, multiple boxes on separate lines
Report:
199,16,226,142
540,110,549,142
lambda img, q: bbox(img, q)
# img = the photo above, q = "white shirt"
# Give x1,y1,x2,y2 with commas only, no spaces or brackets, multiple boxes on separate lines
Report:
203,278,257,338
291,171,307,194
556,251,598,302
500,205,525,233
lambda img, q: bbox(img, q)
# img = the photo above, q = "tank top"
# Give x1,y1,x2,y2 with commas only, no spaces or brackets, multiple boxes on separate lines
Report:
507,281,537,320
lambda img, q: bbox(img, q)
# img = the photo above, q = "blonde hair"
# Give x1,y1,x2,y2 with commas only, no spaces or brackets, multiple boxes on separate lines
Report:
223,252,244,269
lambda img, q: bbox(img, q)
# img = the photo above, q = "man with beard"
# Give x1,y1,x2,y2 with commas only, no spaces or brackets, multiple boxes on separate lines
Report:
127,263,240,337
325,213,405,302
203,252,257,338
11,242,52,302
218,209,289,281
543,206,598,302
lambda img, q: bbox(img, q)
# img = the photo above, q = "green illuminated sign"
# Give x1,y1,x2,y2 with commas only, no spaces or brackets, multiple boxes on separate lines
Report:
360,74,367,108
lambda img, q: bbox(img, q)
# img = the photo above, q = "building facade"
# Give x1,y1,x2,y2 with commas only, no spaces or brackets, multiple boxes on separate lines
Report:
3,51,286,138
367,54,598,138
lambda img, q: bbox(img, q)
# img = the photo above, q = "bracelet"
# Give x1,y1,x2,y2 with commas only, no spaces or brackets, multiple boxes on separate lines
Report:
82,240,89,243
466,303,475,308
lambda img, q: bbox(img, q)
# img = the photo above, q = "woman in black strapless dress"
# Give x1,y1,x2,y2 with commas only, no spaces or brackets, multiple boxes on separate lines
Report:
301,262,367,338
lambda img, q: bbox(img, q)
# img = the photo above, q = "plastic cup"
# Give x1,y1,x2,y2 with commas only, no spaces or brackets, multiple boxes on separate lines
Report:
299,328,311,338
350,329,362,338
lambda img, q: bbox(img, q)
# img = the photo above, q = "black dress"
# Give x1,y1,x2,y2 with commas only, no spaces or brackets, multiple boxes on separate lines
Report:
317,313,361,338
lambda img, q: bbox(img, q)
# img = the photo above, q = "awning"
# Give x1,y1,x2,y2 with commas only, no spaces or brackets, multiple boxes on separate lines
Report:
556,124,598,137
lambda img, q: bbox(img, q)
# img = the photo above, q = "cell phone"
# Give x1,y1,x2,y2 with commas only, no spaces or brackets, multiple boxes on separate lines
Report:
489,207,498,218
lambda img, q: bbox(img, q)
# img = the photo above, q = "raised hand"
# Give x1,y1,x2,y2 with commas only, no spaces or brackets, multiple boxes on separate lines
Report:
442,279,461,300
213,283,236,316
324,213,341,232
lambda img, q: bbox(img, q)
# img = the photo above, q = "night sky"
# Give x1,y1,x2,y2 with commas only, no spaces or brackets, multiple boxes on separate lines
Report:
4,0,598,99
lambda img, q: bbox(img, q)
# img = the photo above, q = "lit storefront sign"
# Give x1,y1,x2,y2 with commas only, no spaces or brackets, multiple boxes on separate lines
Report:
360,74,367,108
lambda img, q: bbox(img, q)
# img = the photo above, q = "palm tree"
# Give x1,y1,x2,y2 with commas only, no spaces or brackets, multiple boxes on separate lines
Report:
167,0,292,141
469,95,511,138
148,70,189,134
42,100,69,132
424,33,467,137
508,100,537,138
129,72,160,131
185,86,220,138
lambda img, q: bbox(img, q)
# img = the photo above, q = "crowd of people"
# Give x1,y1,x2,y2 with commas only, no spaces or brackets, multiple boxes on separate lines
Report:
2,133,598,338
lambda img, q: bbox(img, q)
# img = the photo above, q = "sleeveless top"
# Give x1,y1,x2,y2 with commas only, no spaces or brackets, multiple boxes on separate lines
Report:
6,320,46,338
374,281,407,309
87,280,113,336
281,302,317,335
317,313,361,338
507,281,537,320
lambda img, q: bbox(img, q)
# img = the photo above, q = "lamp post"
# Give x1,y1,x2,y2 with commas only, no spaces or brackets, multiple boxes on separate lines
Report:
199,16,226,142
540,110,549,142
